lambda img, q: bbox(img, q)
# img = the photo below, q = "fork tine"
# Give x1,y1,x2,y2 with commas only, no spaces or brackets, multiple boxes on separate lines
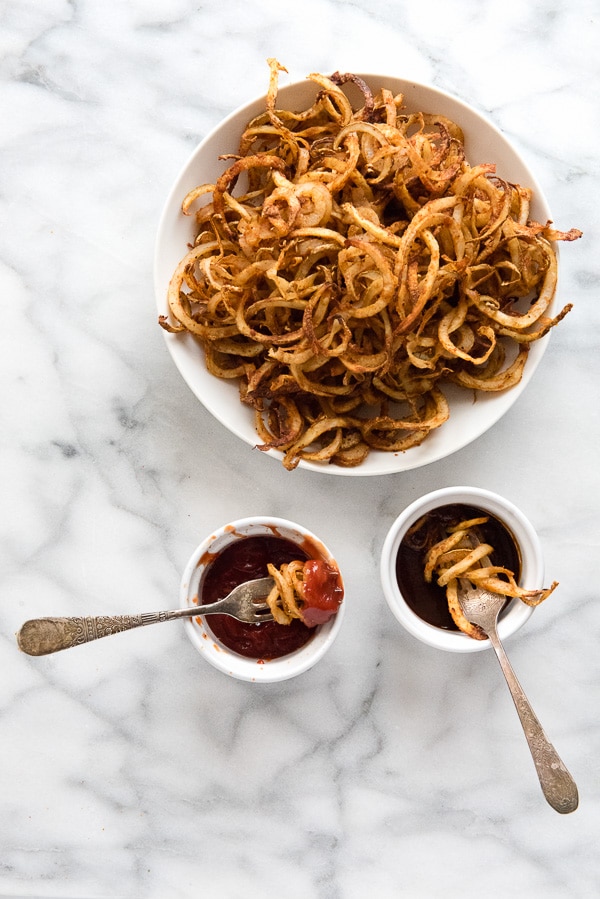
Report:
197,576,277,623
246,597,275,623
250,608,275,622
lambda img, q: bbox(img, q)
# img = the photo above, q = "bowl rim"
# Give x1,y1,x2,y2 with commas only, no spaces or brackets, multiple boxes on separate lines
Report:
155,73,557,477
180,515,345,681
380,486,540,652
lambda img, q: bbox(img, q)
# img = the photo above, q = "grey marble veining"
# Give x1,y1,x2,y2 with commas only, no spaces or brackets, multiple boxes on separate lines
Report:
2,0,599,896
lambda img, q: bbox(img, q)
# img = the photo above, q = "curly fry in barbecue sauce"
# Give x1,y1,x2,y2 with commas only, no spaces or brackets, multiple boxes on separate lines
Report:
161,60,582,469
396,504,558,639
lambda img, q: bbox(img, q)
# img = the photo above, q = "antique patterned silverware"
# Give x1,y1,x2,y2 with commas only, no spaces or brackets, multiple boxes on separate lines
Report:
16,576,276,656
457,580,579,814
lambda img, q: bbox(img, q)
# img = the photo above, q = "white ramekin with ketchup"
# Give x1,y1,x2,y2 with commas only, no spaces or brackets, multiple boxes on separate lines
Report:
181,516,345,681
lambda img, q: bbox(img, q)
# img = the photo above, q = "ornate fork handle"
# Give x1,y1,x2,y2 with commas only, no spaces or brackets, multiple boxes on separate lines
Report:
486,625,579,814
17,578,275,657
17,609,198,656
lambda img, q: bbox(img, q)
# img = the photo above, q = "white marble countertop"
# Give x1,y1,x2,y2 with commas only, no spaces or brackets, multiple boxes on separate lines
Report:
2,1,599,896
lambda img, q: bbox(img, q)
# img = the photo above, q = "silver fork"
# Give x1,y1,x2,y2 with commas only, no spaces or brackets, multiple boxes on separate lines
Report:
16,576,276,657
458,580,579,814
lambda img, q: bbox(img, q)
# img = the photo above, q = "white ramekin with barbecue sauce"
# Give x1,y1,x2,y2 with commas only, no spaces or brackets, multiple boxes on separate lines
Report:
380,487,543,652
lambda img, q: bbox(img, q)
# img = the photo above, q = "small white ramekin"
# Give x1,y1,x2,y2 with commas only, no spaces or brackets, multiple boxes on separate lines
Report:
180,516,345,682
380,486,542,652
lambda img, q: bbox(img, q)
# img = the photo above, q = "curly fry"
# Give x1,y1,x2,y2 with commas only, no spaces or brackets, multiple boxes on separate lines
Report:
446,579,487,640
265,559,342,625
423,514,558,638
160,61,581,469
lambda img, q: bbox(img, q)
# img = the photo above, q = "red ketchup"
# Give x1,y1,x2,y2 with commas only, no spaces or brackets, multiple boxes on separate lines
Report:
199,535,343,660
300,560,344,627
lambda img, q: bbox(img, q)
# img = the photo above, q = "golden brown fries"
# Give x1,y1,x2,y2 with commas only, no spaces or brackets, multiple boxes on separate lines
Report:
265,559,342,626
266,560,308,625
160,59,581,469
424,515,558,639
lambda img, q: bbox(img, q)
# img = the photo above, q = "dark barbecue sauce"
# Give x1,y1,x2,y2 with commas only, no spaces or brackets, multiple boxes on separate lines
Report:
200,535,313,659
395,504,521,631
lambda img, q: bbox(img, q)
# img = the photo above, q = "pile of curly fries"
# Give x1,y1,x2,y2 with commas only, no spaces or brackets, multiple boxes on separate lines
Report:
160,59,581,469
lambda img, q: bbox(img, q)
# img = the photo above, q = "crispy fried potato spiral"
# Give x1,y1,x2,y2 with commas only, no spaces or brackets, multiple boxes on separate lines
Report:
160,60,581,469
425,516,558,639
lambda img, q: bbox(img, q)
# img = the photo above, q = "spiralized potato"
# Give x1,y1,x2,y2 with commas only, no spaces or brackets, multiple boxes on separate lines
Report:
266,560,309,624
160,60,581,469
424,515,558,639
265,558,343,626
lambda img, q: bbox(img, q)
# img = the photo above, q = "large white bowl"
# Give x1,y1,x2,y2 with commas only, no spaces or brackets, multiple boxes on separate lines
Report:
155,74,556,476
181,516,345,682
380,486,541,652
